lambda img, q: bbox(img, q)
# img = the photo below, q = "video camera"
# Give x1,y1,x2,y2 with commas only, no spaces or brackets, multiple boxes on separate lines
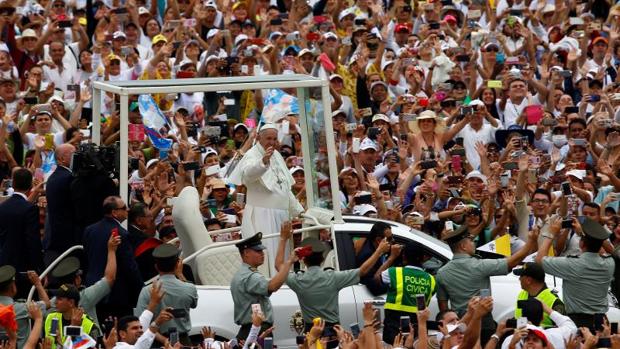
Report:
70,143,119,178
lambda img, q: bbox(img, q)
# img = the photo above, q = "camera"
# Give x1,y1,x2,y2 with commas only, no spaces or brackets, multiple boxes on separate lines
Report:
71,143,119,178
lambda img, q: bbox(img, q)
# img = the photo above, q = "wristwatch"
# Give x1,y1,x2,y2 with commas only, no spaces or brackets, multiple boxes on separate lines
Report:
150,321,159,331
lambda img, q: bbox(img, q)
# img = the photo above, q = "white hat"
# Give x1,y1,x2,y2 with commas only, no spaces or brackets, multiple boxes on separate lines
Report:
113,31,126,40
465,170,488,185
205,55,219,64
338,7,355,21
418,110,437,120
370,81,388,91
289,166,304,174
205,147,218,156
352,204,377,216
339,167,358,176
204,0,217,8
468,99,485,107
206,28,219,39
381,60,394,71
332,109,346,118
138,6,149,15
329,74,343,81
49,95,65,104
298,48,314,57
259,123,278,132
542,4,555,13
178,58,195,68
234,34,248,46
21,29,36,38
372,114,389,123
566,169,585,181
447,323,467,334
146,158,159,169
323,32,338,40
360,138,378,151
269,31,283,41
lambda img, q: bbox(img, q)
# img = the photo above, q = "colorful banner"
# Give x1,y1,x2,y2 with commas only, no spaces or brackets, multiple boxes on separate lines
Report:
137,95,172,150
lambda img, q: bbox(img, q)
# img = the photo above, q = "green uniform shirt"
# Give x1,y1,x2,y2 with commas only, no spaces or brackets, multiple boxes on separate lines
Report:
436,254,508,327
231,263,272,325
49,279,111,325
286,266,359,323
0,296,43,349
135,274,198,334
542,252,615,314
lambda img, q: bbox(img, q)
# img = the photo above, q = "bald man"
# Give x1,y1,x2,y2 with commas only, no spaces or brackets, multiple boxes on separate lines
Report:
45,143,77,260
229,123,303,272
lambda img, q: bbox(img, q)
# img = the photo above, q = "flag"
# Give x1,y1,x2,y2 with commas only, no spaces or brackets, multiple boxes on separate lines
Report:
261,89,299,124
477,234,511,257
63,333,97,349
137,95,172,150
0,304,16,331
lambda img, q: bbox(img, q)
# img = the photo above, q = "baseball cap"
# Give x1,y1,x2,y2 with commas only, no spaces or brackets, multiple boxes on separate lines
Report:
372,114,389,123
152,34,167,45
56,284,80,302
593,36,608,46
360,138,378,151
394,24,410,33
113,31,126,40
289,166,304,175
352,204,377,216
465,170,488,185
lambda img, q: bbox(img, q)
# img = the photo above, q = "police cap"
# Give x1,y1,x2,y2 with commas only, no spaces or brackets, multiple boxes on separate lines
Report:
300,237,327,253
56,284,80,302
443,225,470,245
513,262,545,282
52,257,81,278
582,217,610,240
235,232,266,251
152,243,180,259
0,265,15,284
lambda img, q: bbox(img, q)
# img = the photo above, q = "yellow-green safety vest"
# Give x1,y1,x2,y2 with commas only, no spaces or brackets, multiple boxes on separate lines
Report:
385,266,436,313
514,289,559,328
44,312,95,349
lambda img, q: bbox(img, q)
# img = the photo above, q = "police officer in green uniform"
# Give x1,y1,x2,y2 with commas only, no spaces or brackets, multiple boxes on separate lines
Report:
377,244,435,344
44,284,100,349
231,231,297,340
535,217,615,328
135,244,197,346
513,262,564,328
277,223,390,332
0,265,48,348
48,233,119,326
436,226,537,344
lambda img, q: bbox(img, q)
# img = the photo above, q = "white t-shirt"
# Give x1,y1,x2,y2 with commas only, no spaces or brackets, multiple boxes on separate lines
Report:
456,123,498,170
25,131,64,150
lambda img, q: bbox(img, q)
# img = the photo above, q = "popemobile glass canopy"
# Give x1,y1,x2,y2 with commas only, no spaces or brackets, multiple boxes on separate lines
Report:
92,74,342,222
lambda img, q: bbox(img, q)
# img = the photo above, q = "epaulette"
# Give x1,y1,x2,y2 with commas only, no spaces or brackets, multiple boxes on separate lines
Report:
567,255,579,258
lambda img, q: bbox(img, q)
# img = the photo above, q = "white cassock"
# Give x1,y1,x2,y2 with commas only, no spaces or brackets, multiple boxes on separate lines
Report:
229,142,304,271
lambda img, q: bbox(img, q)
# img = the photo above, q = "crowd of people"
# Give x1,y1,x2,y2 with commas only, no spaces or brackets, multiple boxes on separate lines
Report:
3,0,620,347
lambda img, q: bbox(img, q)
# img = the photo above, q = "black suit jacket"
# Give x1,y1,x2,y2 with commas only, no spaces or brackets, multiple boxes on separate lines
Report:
83,217,143,307
46,166,78,252
0,194,43,272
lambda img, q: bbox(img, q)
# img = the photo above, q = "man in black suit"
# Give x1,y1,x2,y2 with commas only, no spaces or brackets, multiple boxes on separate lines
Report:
0,168,43,298
45,144,77,261
128,202,160,280
83,196,143,320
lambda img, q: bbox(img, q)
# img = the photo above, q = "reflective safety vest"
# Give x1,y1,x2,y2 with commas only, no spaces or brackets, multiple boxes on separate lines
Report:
514,289,559,328
44,312,95,349
385,266,436,313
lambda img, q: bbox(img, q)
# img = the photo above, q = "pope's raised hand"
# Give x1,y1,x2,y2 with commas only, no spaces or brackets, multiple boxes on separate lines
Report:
263,147,274,166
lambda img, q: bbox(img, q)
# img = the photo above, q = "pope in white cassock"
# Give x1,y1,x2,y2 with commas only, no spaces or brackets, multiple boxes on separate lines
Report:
229,123,304,269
